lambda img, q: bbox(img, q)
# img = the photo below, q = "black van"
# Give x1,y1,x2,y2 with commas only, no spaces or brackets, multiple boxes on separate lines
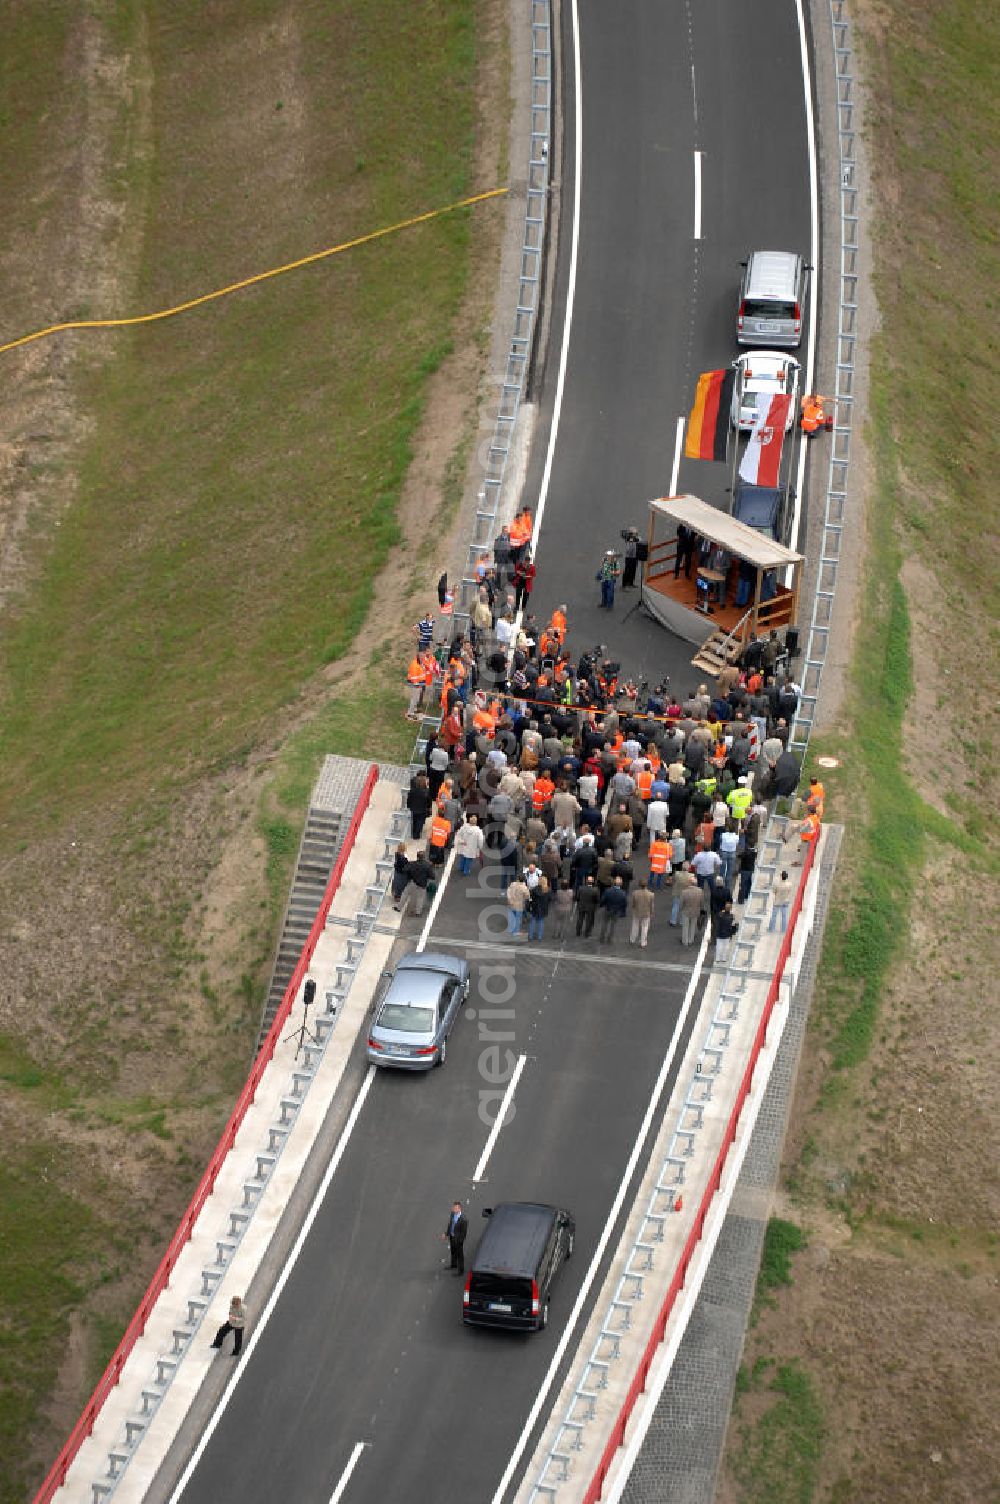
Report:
463,1201,575,1332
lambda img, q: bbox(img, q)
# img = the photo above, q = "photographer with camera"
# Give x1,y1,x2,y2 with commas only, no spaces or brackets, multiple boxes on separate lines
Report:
621,528,640,589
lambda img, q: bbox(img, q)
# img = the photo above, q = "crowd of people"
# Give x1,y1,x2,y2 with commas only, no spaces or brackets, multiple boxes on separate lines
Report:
396,534,822,958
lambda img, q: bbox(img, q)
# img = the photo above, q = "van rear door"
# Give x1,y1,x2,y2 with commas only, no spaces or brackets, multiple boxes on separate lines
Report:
466,1270,534,1320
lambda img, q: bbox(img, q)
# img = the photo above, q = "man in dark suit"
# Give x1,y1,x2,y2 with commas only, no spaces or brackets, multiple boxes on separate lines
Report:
442,1202,468,1274
674,524,697,578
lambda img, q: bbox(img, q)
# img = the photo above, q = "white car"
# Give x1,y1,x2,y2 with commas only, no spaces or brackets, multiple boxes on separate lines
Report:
731,351,801,431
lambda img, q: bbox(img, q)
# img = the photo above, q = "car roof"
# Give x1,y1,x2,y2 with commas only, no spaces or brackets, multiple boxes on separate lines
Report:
745,250,802,297
472,1202,563,1277
382,969,448,1007
737,350,800,373
733,483,781,536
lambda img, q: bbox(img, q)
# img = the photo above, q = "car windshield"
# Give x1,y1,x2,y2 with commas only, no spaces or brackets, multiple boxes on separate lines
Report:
744,298,797,320
378,1003,435,1034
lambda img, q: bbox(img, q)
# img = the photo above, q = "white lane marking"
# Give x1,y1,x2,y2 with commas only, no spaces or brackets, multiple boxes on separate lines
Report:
602,992,792,1504
168,1068,378,1502
329,1442,368,1504
489,927,710,1504
693,150,703,240
415,844,457,954
787,0,820,573
529,0,583,546
669,414,685,495
472,1052,527,1182
691,64,698,128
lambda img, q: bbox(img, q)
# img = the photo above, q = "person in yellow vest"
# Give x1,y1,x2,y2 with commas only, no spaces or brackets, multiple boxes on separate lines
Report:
428,810,452,869
648,835,671,890
727,778,753,825
797,810,821,863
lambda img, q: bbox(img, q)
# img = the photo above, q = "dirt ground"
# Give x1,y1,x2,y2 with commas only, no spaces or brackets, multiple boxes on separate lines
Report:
0,1,510,1484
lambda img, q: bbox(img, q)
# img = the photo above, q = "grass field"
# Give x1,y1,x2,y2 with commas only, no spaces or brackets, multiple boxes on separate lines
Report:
0,2,499,1496
722,0,1000,1496
0,0,477,834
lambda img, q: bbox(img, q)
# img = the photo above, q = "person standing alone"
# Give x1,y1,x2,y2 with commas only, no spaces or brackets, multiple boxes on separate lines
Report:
442,1201,468,1274
598,550,621,610
211,1295,247,1357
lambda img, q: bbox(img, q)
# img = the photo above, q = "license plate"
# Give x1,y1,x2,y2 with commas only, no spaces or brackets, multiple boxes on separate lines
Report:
488,1302,512,1313
757,320,780,333
387,1046,408,1056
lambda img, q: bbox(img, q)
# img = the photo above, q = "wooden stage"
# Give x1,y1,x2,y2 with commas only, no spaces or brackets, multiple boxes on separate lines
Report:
644,567,749,636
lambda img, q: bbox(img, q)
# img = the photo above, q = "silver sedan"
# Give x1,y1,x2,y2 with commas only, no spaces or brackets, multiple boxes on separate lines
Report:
366,951,470,1071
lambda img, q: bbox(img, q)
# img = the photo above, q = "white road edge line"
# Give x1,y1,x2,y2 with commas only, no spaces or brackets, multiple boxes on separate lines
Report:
602,990,794,1504
167,1068,378,1503
693,150,703,240
415,844,457,954
787,0,820,574
472,1052,528,1182
490,926,710,1504
329,1442,368,1504
669,414,685,495
529,0,583,547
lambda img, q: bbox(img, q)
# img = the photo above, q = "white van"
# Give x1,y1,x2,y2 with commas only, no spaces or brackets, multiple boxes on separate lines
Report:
736,251,807,348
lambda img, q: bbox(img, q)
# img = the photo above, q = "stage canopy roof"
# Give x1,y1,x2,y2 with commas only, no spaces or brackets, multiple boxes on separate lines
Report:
649,494,803,570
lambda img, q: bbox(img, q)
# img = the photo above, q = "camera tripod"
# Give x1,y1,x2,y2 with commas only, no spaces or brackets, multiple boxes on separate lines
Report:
621,557,657,626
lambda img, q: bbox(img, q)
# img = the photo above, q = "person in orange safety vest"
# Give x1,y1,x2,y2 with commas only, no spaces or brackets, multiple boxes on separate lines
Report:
648,836,671,889
532,773,555,813
428,811,451,866
797,810,821,862
406,652,435,720
800,394,833,434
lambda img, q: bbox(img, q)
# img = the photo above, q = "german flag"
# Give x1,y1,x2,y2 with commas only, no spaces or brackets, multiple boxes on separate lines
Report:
684,368,735,463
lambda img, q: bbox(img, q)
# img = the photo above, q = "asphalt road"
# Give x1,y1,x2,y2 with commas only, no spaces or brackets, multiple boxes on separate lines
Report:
528,0,811,690
167,1,813,1500
172,860,707,1504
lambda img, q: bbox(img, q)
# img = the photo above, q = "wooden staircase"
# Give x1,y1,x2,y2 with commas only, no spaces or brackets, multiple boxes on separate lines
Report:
690,609,751,677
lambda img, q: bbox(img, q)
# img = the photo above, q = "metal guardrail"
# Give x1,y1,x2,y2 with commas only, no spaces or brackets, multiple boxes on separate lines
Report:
411,0,552,767
34,11,555,1499
452,0,552,643
574,838,820,1504
791,0,858,757
525,3,860,1495
32,768,381,1504
528,822,815,1503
